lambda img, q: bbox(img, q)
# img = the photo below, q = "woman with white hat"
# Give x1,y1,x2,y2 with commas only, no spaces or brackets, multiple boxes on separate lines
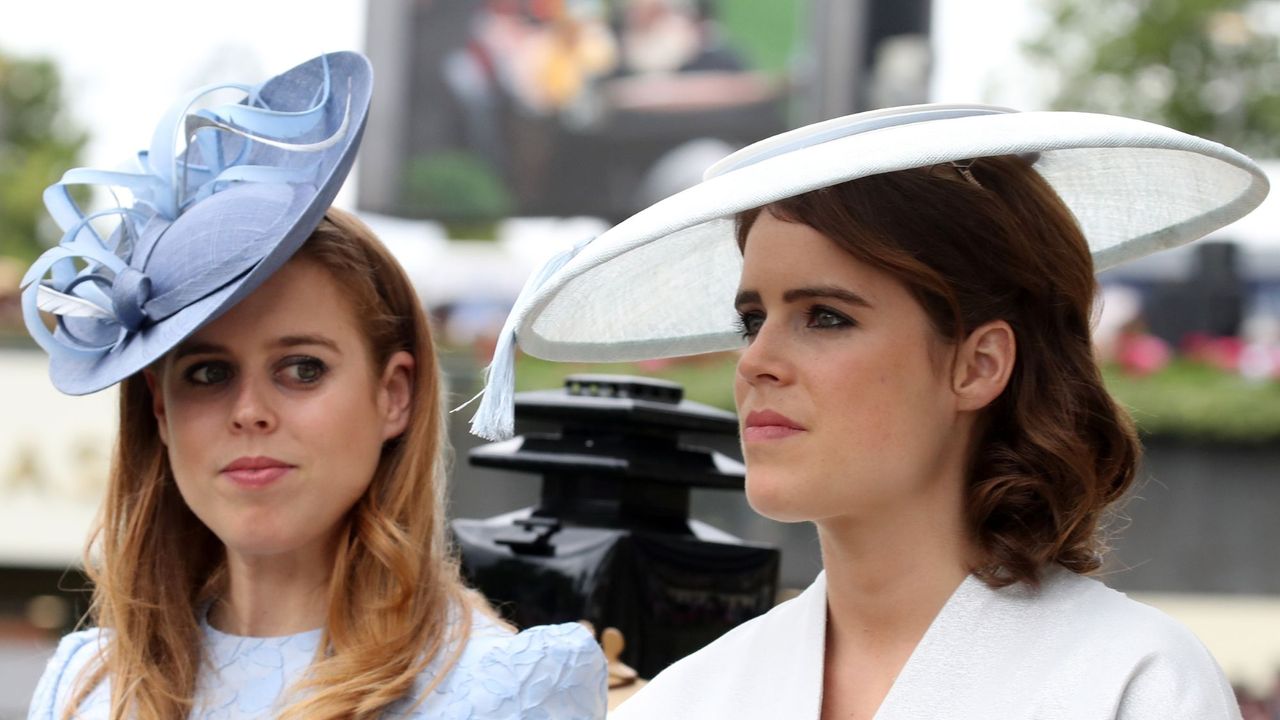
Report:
23,53,606,719
467,104,1268,718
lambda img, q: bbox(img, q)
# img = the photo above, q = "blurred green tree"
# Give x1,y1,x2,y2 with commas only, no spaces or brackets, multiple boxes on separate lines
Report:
402,151,513,240
0,50,87,264
1026,0,1280,156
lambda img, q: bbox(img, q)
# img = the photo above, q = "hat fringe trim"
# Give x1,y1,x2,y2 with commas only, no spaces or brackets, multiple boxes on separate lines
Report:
463,236,593,441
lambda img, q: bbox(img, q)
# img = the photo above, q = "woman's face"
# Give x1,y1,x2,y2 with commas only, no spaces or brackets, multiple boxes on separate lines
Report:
147,257,412,559
733,212,966,524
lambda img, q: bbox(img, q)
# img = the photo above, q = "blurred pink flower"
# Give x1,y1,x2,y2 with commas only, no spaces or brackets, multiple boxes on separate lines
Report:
1182,333,1245,371
1116,333,1172,376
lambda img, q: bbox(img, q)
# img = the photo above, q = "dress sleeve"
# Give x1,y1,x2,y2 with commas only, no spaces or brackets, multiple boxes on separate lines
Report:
1114,624,1243,720
429,621,608,720
27,629,104,720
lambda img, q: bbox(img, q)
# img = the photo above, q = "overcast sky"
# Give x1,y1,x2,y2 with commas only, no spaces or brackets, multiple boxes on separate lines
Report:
1,0,1039,173
5,1,1275,248
1,0,367,206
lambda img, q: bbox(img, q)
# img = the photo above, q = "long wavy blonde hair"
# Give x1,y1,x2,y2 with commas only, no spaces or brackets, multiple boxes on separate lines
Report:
65,208,487,719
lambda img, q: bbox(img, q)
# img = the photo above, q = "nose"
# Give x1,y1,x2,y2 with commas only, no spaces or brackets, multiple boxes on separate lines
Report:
736,319,792,387
228,375,278,434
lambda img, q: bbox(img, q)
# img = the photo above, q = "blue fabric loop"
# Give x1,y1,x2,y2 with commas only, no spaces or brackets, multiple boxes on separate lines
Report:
21,208,135,289
109,267,152,331
189,164,320,206
207,78,329,137
143,56,332,217
147,83,254,180
22,55,347,365
43,173,153,246
22,251,123,360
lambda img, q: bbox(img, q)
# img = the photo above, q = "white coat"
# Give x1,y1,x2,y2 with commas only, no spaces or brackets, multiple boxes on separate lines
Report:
612,567,1241,719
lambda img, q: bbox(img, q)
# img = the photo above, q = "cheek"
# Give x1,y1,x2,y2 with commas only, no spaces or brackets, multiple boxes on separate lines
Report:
843,336,944,425
161,396,224,470
301,387,386,483
807,346,950,499
820,352,954,491
161,397,233,528
321,385,384,441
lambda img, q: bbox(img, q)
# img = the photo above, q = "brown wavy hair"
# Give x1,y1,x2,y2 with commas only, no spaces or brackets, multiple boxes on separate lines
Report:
65,208,489,719
736,155,1140,588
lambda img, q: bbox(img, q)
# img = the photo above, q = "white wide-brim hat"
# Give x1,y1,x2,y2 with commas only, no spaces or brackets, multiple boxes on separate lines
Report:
465,103,1270,440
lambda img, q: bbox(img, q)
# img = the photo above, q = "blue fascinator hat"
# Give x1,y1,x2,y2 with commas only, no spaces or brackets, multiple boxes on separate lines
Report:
20,51,373,395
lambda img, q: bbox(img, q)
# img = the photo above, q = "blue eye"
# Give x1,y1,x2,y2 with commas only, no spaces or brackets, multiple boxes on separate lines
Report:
734,310,764,339
185,362,232,386
806,306,854,329
280,356,327,384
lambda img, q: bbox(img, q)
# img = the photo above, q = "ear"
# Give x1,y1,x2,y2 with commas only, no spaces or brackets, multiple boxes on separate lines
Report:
378,351,416,441
143,368,169,447
952,320,1016,412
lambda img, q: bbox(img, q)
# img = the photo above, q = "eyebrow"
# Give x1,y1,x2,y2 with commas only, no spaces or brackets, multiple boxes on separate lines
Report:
172,334,342,361
734,286,873,309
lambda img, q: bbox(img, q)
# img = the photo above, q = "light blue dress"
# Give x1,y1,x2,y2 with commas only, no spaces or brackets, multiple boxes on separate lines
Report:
28,611,607,719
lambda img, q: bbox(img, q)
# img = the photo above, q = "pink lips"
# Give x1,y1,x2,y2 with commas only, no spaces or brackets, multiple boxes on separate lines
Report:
742,410,806,443
221,456,295,488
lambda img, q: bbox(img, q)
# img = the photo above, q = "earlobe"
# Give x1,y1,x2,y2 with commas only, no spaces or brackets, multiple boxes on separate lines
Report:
953,321,1016,412
380,351,416,441
143,369,169,446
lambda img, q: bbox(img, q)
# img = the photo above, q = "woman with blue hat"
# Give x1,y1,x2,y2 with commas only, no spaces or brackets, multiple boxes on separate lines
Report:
468,104,1268,718
23,52,606,719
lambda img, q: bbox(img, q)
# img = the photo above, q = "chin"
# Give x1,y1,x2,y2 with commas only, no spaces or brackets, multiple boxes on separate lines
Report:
212,517,307,558
744,469,817,524
220,534,300,558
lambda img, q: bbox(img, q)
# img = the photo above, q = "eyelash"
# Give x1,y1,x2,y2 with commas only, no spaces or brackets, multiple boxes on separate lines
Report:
183,361,232,386
733,305,855,339
733,311,764,339
282,356,328,384
182,356,329,387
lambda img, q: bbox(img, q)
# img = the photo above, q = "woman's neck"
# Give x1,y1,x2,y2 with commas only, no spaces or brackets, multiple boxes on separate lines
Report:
815,482,975,720
208,537,336,637
819,458,967,638
816,483,974,648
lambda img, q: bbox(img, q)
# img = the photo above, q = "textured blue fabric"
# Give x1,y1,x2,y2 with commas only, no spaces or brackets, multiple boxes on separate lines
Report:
19,52,373,396
27,613,607,719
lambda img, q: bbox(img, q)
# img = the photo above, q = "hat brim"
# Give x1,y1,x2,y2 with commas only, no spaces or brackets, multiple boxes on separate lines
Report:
510,107,1269,364
48,52,372,395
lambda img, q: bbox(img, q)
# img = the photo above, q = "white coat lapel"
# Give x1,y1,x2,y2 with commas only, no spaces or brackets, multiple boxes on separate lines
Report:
718,569,829,718
871,574,1051,719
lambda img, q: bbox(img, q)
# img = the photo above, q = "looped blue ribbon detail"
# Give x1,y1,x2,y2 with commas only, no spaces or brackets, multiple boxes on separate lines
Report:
109,267,152,332
20,55,350,364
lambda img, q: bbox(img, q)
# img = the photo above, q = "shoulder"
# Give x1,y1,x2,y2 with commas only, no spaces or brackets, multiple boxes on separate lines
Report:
1032,571,1241,717
461,612,606,681
1041,571,1223,658
415,613,607,720
28,628,109,720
